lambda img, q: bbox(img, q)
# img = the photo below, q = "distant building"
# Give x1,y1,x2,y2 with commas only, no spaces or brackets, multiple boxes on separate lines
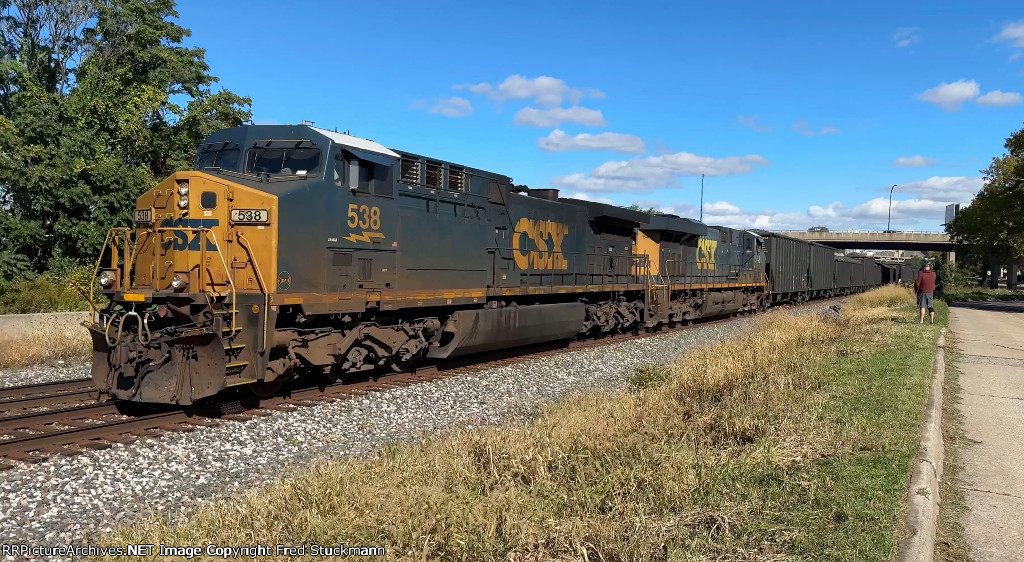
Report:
808,226,829,233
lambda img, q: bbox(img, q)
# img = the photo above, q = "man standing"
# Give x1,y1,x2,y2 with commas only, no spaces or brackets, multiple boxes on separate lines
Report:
915,264,937,324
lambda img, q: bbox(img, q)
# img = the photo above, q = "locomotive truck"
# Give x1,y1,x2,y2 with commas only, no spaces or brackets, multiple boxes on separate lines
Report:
85,124,880,405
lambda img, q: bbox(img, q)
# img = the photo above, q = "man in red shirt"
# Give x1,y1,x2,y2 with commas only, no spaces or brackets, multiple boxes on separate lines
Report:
915,264,938,324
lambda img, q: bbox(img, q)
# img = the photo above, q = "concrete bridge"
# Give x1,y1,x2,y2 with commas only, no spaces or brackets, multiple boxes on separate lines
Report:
774,230,953,251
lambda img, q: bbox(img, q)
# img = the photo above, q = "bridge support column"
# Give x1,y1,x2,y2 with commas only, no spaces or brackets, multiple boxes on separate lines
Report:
1009,265,1019,291
989,257,1000,289
944,250,956,265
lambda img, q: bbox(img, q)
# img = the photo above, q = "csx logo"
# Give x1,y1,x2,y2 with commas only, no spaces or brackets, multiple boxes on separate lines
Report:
512,217,569,271
697,238,718,270
159,219,218,251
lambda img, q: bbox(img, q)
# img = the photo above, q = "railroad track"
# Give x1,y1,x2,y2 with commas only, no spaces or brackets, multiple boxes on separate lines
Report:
0,303,827,471
0,378,99,417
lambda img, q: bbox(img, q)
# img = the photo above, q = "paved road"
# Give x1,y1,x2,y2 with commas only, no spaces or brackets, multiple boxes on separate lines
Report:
950,301,1024,561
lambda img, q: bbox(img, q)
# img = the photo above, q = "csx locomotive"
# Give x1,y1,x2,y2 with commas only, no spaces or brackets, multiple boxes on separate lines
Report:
85,124,885,405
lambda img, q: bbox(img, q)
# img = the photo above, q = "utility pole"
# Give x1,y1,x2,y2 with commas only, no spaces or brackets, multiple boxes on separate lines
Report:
887,184,897,232
700,174,705,222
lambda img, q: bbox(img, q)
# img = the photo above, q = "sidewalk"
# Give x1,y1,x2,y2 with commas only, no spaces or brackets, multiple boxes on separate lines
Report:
949,301,1024,561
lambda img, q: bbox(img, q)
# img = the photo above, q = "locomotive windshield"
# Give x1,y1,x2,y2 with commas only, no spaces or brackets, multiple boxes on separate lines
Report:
195,142,240,171
244,140,322,176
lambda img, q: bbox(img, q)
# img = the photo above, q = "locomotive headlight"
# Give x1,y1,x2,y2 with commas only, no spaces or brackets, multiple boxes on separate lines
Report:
171,273,189,292
98,270,116,288
177,181,189,196
177,195,189,209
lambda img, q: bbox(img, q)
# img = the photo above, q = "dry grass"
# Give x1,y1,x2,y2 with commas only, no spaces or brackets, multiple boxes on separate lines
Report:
103,286,940,561
0,314,92,369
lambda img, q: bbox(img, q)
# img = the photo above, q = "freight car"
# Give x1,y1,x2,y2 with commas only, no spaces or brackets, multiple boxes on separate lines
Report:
84,125,881,405
755,232,886,302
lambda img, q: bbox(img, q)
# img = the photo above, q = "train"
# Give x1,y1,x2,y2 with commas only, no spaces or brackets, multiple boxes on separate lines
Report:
84,124,893,405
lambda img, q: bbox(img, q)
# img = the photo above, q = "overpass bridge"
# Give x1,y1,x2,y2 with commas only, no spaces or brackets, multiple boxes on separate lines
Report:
773,231,953,251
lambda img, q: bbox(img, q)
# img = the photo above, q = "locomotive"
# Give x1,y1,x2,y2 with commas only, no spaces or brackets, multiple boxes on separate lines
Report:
84,124,884,405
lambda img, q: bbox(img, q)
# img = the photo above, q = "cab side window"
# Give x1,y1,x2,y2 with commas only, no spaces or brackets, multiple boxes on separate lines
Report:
335,153,394,197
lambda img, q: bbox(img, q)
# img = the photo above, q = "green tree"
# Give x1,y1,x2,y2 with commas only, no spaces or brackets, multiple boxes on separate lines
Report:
0,0,250,271
947,122,1024,258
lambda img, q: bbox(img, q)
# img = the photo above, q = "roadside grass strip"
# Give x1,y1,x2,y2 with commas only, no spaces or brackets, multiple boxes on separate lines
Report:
103,285,944,561
943,286,1024,303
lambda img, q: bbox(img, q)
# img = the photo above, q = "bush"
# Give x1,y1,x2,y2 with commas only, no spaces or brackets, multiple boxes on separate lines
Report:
0,257,101,314
934,262,977,294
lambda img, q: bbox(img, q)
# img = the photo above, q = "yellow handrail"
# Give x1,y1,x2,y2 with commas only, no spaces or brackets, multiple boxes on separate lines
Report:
235,232,270,353
203,229,237,337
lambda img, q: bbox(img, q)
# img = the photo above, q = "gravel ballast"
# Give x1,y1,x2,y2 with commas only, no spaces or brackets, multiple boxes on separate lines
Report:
0,362,90,389
0,313,785,553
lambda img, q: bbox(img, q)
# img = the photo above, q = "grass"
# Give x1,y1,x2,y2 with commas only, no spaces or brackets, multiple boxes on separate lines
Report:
943,286,1024,303
100,285,944,561
0,314,93,370
935,334,971,562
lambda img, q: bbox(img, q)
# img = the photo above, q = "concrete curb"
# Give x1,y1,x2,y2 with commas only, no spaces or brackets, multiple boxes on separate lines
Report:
0,311,91,339
898,328,946,562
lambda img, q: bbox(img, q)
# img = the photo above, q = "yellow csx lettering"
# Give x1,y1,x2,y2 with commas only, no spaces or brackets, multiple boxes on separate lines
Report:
697,238,718,270
512,217,569,271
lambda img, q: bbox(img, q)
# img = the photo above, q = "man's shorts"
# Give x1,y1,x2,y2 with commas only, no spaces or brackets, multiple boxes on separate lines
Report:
917,292,934,311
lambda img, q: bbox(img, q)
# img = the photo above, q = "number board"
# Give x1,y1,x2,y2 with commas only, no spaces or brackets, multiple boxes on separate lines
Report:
230,209,270,224
134,209,152,224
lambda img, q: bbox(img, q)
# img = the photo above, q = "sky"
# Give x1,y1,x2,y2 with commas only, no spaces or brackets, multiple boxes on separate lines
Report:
177,0,1024,232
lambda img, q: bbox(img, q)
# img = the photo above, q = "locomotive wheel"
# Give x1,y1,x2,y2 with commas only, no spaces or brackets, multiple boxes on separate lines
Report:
388,353,421,372
247,379,286,398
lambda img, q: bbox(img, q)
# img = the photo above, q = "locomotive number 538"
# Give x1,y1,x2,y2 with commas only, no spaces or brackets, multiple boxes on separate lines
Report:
347,204,381,230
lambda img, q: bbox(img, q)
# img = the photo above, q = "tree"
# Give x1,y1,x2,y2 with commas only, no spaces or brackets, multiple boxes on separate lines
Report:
0,0,250,270
947,122,1024,258
628,203,662,215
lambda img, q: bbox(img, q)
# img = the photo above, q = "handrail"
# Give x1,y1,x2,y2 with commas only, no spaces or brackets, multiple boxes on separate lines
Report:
202,229,237,337
235,232,270,353
89,226,239,337
89,228,122,316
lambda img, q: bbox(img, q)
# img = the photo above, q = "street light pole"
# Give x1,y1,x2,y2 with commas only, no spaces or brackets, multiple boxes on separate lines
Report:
699,173,705,222
887,184,897,232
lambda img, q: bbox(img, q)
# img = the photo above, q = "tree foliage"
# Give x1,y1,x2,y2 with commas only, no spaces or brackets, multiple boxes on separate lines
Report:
0,0,250,275
947,122,1024,257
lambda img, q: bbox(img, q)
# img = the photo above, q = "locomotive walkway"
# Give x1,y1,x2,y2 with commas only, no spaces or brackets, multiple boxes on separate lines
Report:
949,301,1024,561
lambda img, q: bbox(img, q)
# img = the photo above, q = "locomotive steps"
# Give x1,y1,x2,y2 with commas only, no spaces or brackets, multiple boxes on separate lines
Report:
99,286,946,559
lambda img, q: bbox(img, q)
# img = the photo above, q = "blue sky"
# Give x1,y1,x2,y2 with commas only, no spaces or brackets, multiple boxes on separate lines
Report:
178,1,1023,231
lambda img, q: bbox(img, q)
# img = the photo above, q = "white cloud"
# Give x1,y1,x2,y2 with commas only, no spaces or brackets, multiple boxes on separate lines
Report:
703,201,742,215
892,155,939,167
427,97,474,117
563,192,614,205
700,202,811,230
893,27,920,48
896,176,983,201
737,116,771,132
696,176,983,231
792,119,815,137
845,198,950,222
514,106,607,127
552,152,770,194
994,20,1024,48
976,90,1024,107
456,75,603,108
537,129,645,153
916,79,980,111
792,120,841,136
